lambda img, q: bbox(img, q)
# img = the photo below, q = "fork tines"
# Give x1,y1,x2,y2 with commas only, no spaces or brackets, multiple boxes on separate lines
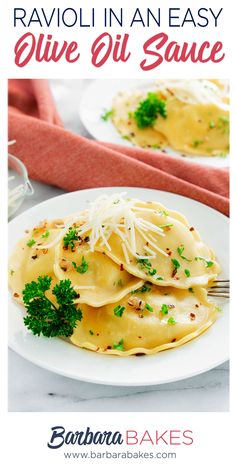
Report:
208,279,230,298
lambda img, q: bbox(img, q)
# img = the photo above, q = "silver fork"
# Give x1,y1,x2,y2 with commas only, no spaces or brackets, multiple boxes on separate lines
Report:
208,280,230,298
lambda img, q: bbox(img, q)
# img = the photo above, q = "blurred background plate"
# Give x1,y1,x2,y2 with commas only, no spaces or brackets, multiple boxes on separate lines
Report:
79,80,229,168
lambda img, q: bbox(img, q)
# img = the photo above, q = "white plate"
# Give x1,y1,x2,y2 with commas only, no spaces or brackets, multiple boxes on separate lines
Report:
79,80,229,168
8,187,229,386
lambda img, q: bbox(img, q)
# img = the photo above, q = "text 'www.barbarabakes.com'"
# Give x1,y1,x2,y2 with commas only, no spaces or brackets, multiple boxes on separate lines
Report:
47,426,194,461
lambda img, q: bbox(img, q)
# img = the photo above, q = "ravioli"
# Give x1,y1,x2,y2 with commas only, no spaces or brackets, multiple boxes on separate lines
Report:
9,228,60,302
9,219,143,307
94,201,220,288
70,286,217,356
112,79,229,156
9,193,222,356
54,241,143,307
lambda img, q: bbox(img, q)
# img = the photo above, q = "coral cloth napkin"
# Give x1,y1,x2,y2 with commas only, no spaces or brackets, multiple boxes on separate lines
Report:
8,79,229,216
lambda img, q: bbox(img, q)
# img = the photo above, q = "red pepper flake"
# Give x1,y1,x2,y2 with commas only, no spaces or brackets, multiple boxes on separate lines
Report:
138,336,142,339
189,313,196,320
84,236,90,243
171,338,177,343
171,268,177,278
96,333,100,336
167,250,172,256
135,353,146,356
120,264,124,271
189,227,195,232
106,346,112,350
195,304,199,308
31,255,38,260
13,293,19,298
138,314,144,318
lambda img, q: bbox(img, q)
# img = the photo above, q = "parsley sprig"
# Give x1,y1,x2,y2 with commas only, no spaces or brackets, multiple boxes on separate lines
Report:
22,276,82,338
63,227,79,250
134,92,167,129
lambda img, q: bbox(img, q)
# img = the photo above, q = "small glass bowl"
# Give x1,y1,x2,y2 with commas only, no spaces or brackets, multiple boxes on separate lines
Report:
8,154,34,218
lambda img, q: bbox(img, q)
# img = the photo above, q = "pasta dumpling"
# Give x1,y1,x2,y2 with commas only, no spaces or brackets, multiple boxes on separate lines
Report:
70,285,217,355
112,79,229,156
9,193,221,356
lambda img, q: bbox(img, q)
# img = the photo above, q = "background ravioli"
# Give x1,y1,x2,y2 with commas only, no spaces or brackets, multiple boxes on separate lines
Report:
112,79,229,156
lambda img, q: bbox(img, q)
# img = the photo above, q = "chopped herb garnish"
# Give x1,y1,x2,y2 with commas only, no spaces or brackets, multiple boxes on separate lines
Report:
218,116,229,133
63,227,79,250
22,276,82,337
160,304,169,315
113,339,125,351
114,305,125,317
131,283,152,294
113,279,123,287
27,239,36,248
134,92,167,129
216,305,222,312
193,139,204,148
122,135,131,141
145,303,154,312
128,111,133,119
42,229,50,238
151,144,160,150
159,210,169,216
72,256,89,274
185,269,191,278
177,245,191,262
89,330,94,335
137,258,157,276
195,257,214,268
156,276,164,281
167,316,176,325
101,109,113,121
171,258,181,270
209,120,215,129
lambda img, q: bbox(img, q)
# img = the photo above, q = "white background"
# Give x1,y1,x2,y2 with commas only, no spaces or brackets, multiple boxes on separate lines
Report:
0,0,235,470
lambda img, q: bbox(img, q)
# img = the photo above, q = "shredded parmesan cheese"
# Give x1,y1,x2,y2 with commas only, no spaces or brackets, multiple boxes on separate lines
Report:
34,193,167,260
